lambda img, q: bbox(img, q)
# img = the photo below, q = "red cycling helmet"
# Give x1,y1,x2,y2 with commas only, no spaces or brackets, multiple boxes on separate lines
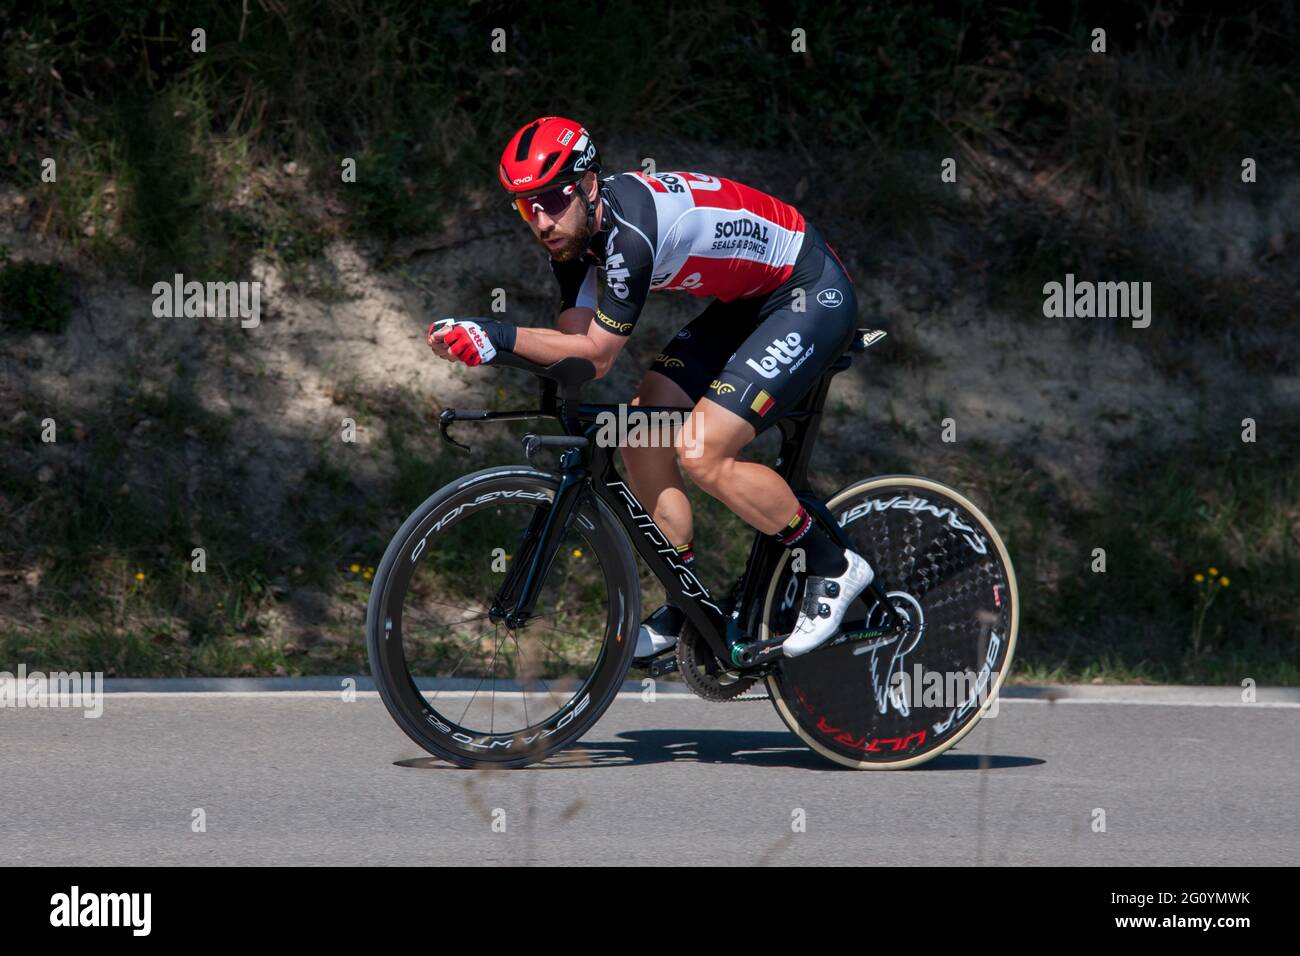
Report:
498,116,600,195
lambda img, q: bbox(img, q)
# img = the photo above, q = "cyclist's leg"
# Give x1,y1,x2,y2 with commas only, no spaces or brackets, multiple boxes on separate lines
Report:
625,299,764,658
675,229,867,654
621,298,763,548
677,232,859,532
621,372,693,548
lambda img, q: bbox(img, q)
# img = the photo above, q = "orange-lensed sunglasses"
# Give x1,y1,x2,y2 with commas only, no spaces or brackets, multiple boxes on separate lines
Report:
513,181,581,222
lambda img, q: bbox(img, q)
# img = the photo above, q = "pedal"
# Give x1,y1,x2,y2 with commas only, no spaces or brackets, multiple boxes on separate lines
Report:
631,654,678,677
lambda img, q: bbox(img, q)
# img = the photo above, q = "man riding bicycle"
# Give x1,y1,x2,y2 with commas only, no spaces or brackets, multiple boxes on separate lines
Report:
428,116,873,661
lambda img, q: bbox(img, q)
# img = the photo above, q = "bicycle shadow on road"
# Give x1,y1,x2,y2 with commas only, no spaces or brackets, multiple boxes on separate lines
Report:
394,729,1043,771
608,730,1043,770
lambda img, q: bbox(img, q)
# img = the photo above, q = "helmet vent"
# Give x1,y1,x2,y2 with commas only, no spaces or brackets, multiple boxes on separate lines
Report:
514,122,541,162
538,150,562,179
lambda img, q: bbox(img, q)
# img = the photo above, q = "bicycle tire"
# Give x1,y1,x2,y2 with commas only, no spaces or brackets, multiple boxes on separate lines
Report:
761,475,1020,769
366,466,641,768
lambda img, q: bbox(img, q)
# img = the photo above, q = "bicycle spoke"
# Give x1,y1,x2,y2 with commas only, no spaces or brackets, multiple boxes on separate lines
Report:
458,629,507,729
422,625,495,705
519,619,604,666
511,631,532,729
509,630,569,718
405,598,497,621
370,474,634,763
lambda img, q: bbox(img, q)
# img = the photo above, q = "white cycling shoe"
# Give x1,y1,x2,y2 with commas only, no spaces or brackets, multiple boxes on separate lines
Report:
782,549,874,658
634,604,685,660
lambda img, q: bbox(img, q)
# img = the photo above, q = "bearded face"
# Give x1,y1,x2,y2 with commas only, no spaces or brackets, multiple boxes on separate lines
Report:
541,221,591,262
524,173,597,262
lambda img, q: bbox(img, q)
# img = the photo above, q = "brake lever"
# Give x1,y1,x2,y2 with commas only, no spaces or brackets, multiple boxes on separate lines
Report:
438,409,471,452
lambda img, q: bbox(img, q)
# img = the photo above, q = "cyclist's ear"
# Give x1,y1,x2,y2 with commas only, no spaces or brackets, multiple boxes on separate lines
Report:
583,170,599,201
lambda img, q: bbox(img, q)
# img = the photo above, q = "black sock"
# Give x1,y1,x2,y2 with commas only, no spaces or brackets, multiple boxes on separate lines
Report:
772,507,847,577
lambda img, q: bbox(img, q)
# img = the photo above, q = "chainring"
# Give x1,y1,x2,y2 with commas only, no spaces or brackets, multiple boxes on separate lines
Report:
675,620,760,701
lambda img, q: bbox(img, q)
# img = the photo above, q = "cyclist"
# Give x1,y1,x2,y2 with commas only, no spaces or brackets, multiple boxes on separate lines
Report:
429,116,872,661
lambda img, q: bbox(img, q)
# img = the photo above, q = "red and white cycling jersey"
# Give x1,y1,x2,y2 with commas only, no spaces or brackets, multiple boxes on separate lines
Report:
630,171,806,299
551,171,809,336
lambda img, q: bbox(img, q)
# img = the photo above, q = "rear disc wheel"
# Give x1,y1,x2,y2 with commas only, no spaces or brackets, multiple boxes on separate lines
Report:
761,476,1019,769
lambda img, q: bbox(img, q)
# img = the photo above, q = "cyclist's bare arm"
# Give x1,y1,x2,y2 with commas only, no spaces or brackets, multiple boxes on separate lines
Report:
557,306,594,335
513,321,625,378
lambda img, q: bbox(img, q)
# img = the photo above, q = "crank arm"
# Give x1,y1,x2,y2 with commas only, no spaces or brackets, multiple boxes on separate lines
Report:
730,637,785,668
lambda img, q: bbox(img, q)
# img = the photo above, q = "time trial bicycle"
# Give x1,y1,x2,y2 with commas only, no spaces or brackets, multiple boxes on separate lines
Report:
366,326,1019,769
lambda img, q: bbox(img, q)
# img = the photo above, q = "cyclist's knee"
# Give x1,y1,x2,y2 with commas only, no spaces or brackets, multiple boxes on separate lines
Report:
676,445,732,490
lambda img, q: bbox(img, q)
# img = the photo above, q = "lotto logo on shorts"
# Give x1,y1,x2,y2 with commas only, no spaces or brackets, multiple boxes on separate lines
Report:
751,389,775,416
710,379,735,395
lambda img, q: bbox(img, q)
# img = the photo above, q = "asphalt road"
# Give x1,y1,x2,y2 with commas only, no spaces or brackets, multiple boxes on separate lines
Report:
3,686,1297,866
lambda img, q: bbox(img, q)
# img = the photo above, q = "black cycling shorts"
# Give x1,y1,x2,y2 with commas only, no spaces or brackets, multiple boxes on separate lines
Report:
647,224,858,432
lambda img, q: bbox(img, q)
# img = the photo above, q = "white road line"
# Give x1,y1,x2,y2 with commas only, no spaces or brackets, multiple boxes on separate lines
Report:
72,691,1300,708
997,697,1300,709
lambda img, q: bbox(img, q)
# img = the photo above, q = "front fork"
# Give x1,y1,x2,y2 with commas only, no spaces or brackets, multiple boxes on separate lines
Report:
491,442,589,628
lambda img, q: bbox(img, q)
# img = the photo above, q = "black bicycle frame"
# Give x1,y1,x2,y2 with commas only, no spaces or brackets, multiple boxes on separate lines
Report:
442,341,898,669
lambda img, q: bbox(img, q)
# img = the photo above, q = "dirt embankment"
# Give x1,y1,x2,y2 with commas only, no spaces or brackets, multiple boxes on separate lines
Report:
2,160,1297,666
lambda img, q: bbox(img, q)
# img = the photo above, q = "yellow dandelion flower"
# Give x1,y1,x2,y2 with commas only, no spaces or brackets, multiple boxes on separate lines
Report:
349,563,360,573
1193,573,1204,583
1209,567,1218,576
572,547,583,558
134,571,145,582
1219,576,1229,587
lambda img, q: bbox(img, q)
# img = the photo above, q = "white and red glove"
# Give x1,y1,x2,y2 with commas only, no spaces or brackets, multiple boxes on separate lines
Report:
429,318,517,367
